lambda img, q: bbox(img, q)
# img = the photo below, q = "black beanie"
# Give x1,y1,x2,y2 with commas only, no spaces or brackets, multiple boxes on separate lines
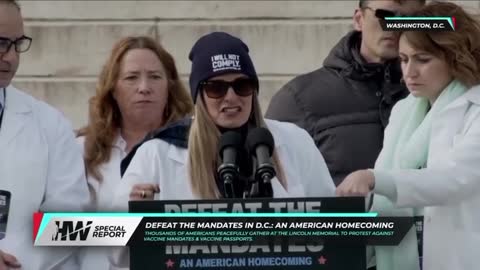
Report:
188,32,258,103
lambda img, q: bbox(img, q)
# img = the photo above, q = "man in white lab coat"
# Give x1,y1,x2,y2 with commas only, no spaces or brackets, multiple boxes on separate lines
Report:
0,0,90,269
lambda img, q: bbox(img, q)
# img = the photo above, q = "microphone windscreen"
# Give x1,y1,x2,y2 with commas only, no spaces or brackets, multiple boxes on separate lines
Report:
246,127,275,157
218,131,243,159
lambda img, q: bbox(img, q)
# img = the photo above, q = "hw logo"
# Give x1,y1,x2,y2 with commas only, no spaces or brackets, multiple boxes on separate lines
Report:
52,221,93,241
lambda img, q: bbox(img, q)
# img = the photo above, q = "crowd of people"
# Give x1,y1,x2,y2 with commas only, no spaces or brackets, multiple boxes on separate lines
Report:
1,0,479,269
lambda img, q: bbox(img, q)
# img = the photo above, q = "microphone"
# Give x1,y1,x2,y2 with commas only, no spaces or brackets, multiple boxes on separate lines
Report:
218,131,243,198
0,190,11,240
246,127,275,198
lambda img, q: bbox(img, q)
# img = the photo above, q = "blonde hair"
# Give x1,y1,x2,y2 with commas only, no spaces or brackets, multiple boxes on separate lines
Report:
187,92,286,199
78,36,193,181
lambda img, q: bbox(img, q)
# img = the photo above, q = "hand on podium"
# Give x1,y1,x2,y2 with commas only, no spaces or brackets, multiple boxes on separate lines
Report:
129,183,160,201
336,170,375,197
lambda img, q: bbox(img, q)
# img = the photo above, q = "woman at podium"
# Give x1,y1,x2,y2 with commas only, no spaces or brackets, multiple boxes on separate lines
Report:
113,31,335,205
110,31,336,269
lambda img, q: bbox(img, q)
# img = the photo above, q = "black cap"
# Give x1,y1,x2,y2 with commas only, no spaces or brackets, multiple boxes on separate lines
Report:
188,32,258,103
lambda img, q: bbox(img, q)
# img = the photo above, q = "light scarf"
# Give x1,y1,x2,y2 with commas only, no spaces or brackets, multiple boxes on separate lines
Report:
371,79,467,270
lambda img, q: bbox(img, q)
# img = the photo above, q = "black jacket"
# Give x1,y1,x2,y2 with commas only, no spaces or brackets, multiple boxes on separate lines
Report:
265,31,408,186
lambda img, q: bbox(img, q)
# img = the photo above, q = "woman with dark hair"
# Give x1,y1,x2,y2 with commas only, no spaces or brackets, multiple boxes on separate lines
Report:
77,36,193,269
336,2,480,270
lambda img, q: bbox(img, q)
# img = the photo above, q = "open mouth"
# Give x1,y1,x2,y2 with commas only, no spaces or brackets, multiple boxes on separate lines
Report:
221,107,241,113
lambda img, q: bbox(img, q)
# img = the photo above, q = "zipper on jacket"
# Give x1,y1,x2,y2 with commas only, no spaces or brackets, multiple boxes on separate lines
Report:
384,66,391,83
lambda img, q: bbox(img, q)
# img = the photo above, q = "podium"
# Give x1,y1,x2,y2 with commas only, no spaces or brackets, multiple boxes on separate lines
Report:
128,197,367,270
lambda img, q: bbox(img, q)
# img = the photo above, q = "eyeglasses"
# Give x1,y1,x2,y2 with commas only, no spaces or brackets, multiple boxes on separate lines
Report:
364,7,402,20
200,78,257,99
0,36,33,54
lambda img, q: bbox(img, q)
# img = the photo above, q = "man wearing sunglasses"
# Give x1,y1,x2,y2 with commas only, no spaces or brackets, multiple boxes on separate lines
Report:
0,1,90,270
266,0,424,187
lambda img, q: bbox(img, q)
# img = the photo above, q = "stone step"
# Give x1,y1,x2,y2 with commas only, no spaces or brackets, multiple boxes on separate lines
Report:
12,77,292,129
19,1,357,20
18,20,352,77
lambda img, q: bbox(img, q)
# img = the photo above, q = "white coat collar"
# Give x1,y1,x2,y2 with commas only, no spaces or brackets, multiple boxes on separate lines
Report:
113,131,127,152
167,142,187,164
464,85,480,105
166,121,287,165
0,85,32,148
440,85,480,113
5,85,32,113
164,140,291,198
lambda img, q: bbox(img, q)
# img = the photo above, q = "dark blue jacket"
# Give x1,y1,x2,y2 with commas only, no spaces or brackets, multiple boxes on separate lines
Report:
120,117,192,177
